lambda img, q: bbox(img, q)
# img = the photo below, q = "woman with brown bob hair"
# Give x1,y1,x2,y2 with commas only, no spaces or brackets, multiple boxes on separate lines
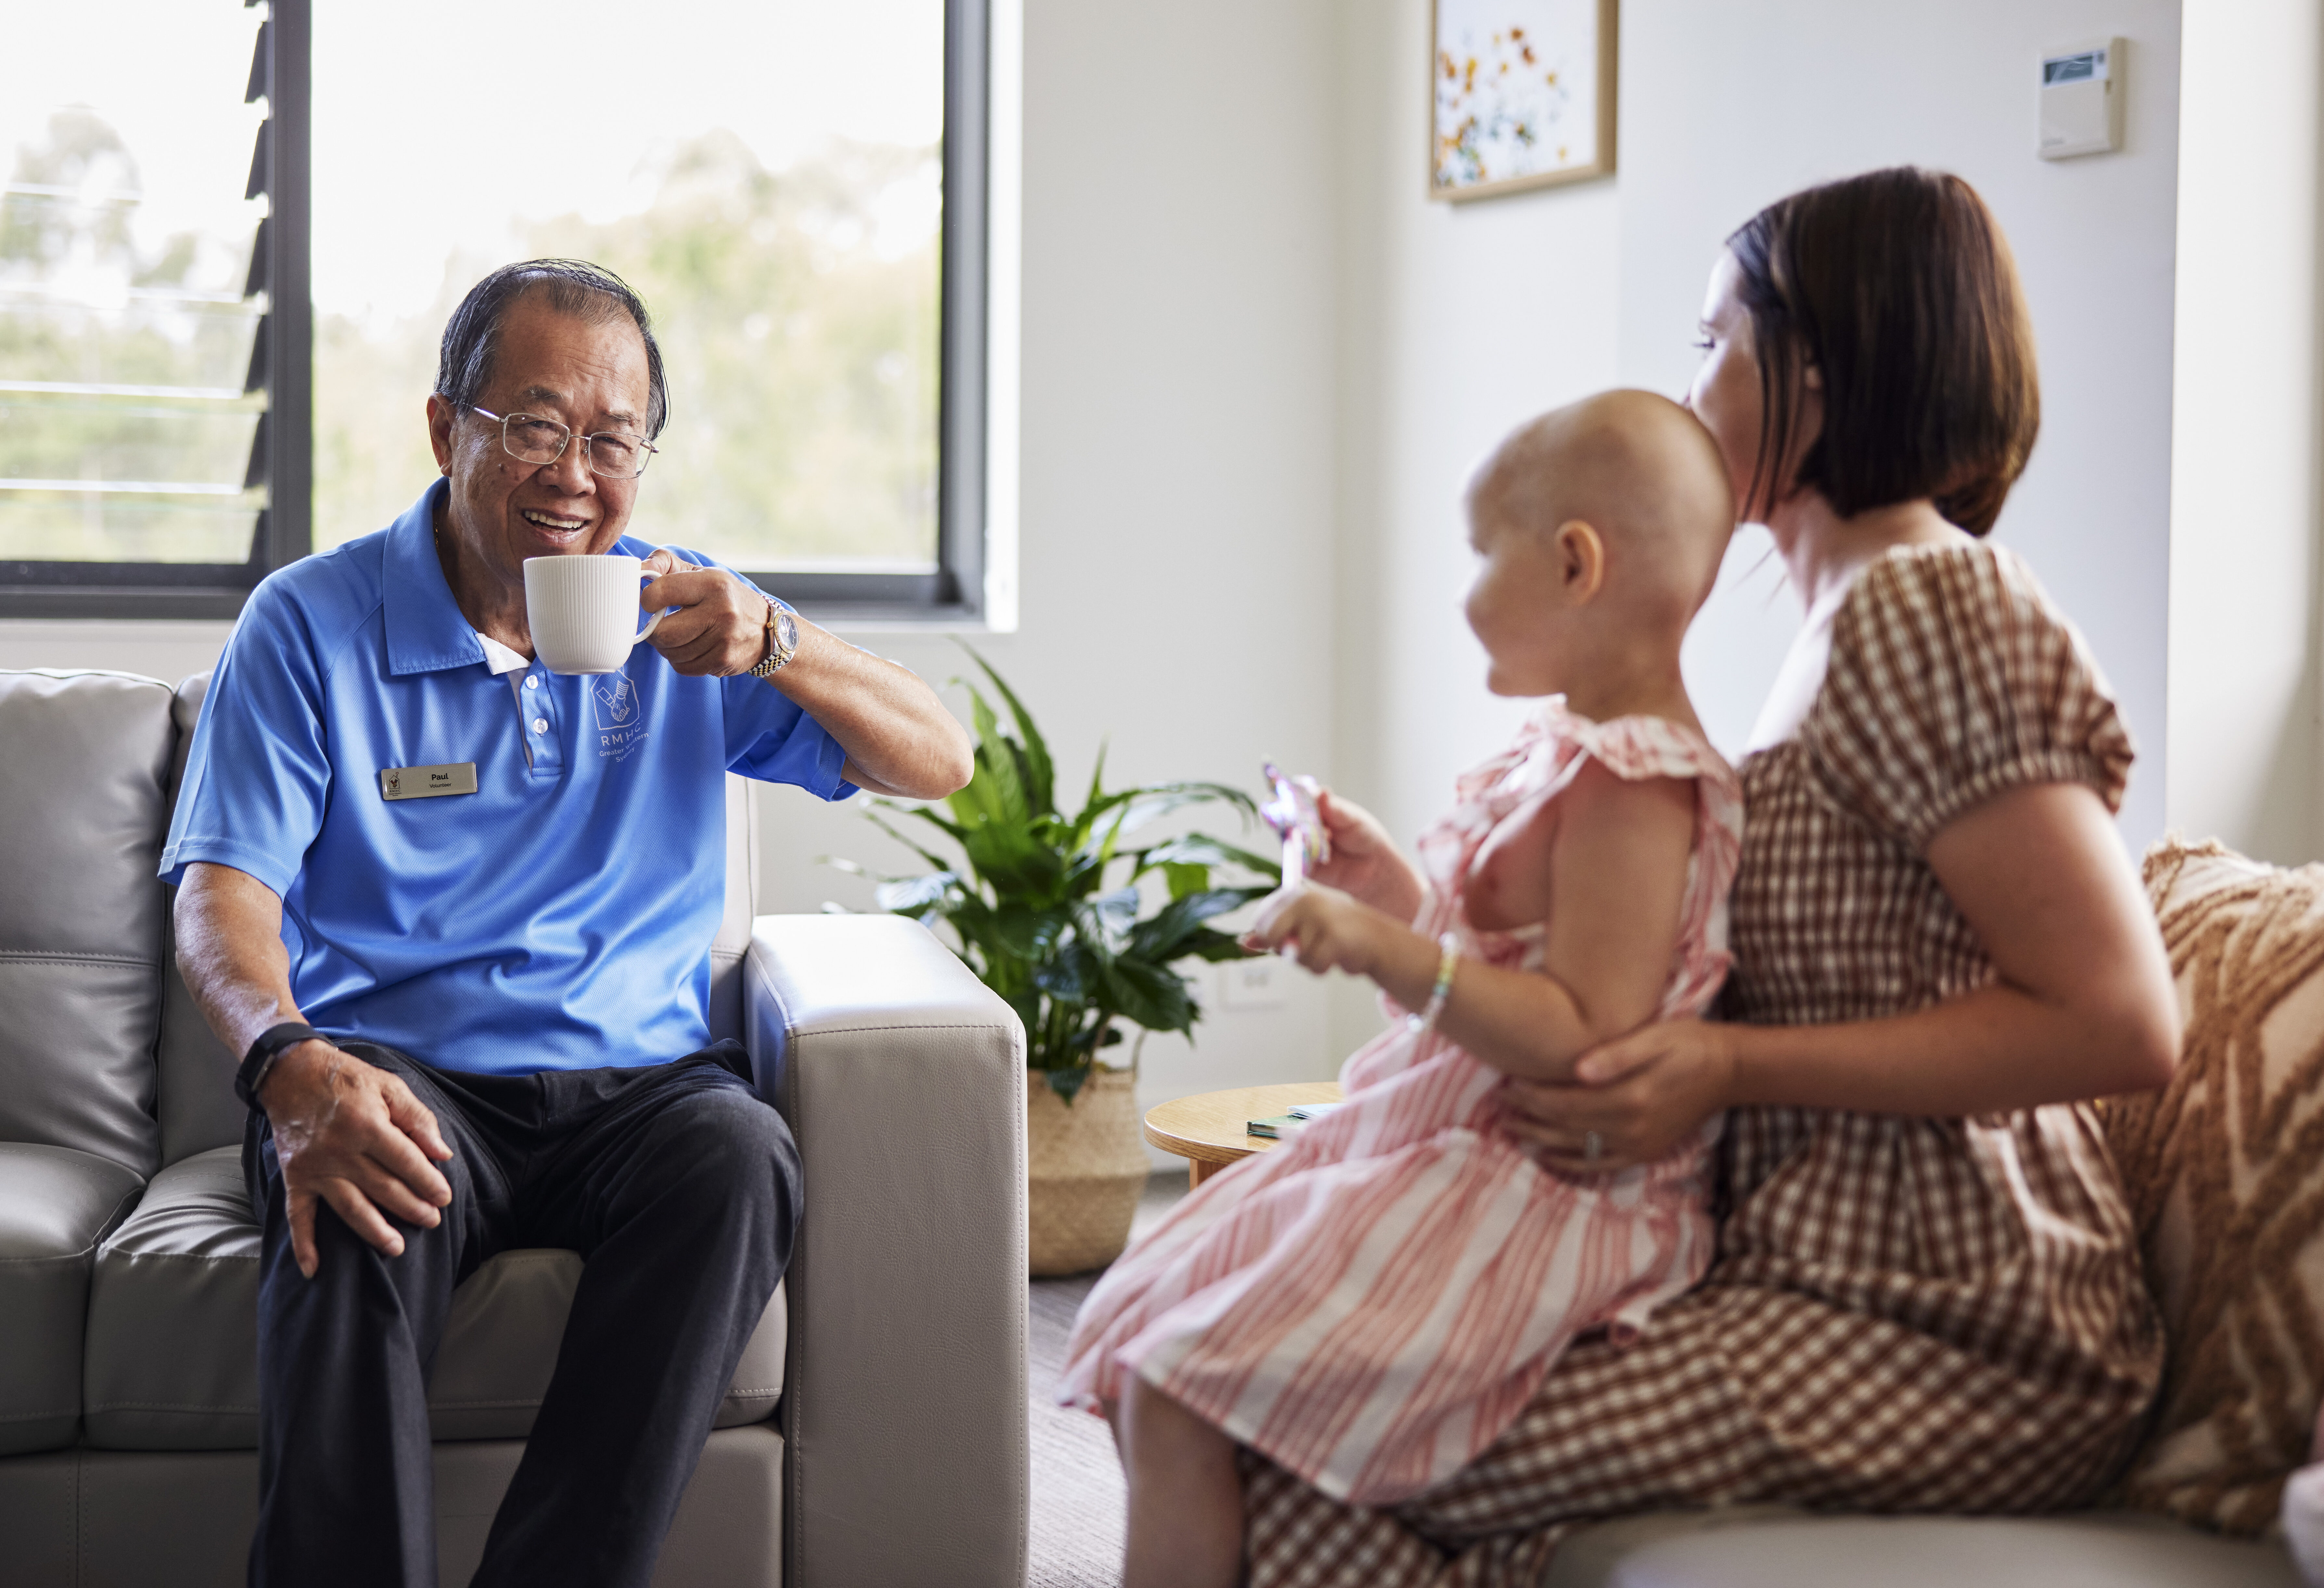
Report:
1236,167,2179,1584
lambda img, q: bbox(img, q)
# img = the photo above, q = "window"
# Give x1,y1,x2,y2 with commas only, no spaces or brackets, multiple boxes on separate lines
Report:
0,0,988,621
0,1,303,618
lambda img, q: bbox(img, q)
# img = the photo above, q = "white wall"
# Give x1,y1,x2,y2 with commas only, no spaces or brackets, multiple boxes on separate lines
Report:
2166,0,2324,864
0,620,234,688
1629,1,2185,849
1335,1,2190,866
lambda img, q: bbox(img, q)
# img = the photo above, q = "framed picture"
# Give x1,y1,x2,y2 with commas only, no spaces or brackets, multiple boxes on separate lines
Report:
1429,0,1617,202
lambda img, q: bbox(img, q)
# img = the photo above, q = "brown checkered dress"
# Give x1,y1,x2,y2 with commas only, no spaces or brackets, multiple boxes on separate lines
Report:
1239,543,2166,1587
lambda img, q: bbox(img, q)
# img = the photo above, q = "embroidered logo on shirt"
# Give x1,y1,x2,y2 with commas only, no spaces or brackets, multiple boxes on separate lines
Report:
591,668,650,762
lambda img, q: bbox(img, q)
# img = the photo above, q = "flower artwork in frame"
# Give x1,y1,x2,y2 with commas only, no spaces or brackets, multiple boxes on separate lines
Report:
1430,0,1616,202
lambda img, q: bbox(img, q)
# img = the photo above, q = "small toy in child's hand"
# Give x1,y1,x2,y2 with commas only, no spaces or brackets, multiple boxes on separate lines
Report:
1260,761,1330,889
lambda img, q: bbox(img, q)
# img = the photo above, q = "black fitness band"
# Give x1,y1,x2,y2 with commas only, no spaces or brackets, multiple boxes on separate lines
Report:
235,1022,329,1109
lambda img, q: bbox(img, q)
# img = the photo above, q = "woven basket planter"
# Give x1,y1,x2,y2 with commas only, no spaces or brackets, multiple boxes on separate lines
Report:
1027,1066,1149,1277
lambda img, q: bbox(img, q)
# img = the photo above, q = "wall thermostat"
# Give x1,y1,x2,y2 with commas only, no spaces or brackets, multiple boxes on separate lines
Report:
2040,38,2125,159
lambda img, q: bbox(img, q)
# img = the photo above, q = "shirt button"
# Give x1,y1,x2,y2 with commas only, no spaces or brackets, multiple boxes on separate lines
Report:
524,676,539,690
532,718,548,733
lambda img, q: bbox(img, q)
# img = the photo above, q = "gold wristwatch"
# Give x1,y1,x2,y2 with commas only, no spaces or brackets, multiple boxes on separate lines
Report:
749,597,800,678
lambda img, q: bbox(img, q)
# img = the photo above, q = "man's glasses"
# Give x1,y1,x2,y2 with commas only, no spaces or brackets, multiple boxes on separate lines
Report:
471,406,658,480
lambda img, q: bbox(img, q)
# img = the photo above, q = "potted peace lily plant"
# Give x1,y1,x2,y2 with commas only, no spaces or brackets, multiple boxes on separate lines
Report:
832,651,1278,1275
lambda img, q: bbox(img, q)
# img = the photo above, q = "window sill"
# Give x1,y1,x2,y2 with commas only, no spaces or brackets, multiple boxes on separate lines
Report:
0,584,258,621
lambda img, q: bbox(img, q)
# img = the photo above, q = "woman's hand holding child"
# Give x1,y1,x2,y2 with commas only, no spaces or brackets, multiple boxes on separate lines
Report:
1500,1019,1741,1174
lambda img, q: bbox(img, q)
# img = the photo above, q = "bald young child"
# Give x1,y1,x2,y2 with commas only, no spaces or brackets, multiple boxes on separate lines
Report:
1060,391,1744,1588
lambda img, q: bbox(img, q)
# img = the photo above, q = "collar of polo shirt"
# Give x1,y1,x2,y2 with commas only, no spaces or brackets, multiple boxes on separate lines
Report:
478,633,528,675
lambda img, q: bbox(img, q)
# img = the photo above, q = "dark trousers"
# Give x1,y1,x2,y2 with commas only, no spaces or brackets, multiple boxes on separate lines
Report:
242,1039,802,1588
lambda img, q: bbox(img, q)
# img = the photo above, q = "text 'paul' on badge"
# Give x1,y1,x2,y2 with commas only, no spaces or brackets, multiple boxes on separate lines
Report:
379,762,479,801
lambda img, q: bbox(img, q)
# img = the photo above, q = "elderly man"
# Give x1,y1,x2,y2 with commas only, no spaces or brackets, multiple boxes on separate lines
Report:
163,259,972,1588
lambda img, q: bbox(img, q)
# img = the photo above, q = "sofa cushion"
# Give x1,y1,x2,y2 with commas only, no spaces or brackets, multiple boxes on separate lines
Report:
0,1142,146,1455
82,1146,787,1449
2105,838,2324,1534
0,669,177,1177
428,1247,787,1440
80,1144,264,1450
1544,1506,2299,1588
155,673,248,1170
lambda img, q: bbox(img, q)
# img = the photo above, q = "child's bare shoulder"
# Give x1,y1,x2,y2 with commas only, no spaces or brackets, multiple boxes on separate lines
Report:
1467,760,1695,934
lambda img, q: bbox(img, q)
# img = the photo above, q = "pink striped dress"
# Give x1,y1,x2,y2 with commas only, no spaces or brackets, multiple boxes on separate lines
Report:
1058,700,1744,1504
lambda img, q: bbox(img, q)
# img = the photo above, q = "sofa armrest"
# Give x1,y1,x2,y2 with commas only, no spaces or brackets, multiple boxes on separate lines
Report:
745,914,1028,1588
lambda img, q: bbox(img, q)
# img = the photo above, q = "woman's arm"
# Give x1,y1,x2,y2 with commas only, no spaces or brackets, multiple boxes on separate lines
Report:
1248,764,1697,1082
1501,781,2179,1172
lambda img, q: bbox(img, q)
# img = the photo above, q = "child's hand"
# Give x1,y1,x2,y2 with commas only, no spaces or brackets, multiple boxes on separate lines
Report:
1308,792,1424,922
1241,883,1389,979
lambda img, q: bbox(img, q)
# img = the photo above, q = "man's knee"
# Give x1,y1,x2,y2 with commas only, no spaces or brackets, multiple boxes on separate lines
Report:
658,1084,802,1228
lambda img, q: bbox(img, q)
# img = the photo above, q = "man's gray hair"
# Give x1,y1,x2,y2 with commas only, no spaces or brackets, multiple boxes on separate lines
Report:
435,258,670,439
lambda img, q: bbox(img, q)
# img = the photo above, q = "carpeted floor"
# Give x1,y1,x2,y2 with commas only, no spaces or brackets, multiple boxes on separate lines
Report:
1026,1171,1187,1588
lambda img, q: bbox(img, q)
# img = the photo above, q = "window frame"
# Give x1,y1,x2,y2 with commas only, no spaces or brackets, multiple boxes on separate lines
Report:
0,0,989,626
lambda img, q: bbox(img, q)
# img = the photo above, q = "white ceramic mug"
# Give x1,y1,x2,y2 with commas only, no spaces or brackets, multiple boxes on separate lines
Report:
523,554,666,675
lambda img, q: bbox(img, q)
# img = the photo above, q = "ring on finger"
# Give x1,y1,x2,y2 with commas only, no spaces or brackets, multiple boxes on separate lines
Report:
1584,1129,1603,1165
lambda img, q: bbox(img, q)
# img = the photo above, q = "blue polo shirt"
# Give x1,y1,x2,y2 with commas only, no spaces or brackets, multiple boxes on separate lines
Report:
161,480,856,1075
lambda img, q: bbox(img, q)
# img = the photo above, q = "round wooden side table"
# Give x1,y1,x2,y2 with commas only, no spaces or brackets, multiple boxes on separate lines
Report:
1143,1081,1344,1188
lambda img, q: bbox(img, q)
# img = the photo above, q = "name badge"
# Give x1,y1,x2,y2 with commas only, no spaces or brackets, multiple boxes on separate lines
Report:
379,763,478,801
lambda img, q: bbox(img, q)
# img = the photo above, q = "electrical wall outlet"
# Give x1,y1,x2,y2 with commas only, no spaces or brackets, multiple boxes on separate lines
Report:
1220,955,1288,1010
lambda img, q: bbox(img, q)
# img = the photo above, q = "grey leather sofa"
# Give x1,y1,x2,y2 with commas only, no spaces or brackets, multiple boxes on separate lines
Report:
0,667,1030,1588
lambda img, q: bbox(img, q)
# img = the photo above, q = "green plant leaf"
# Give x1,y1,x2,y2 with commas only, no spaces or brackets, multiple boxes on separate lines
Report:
1073,784,1259,870
884,804,969,856
873,871,957,912
1136,833,1283,884
1114,782,1260,835
1180,925,1258,962
1101,959,1196,1034
1003,740,1045,823
1083,802,1134,887
959,820,1064,903
1035,940,1095,1003
943,895,1023,988
1045,1065,1089,1104
989,902,1056,962
831,651,1269,1067
957,640,1056,818
1160,861,1209,900
947,743,1011,833
1086,886,1142,947
1128,886,1272,961
964,685,1031,829
1067,743,1112,852
1001,987,1044,1036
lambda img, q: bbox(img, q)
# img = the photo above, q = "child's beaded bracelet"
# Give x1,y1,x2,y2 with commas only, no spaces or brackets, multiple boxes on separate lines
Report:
1410,932,1461,1034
